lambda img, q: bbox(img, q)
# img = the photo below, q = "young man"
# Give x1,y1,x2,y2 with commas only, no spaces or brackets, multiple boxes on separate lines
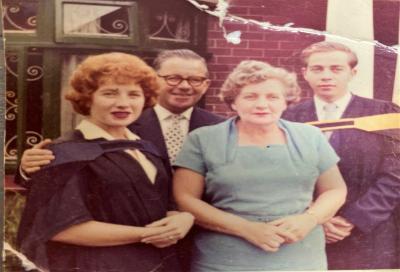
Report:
283,41,400,269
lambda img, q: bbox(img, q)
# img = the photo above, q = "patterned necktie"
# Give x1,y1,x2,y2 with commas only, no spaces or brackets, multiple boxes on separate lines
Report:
323,103,339,139
165,114,185,164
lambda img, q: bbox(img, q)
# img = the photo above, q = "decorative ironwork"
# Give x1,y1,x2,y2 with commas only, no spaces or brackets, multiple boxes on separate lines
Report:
5,54,43,81
2,1,38,32
5,50,44,165
5,131,44,161
149,11,191,42
105,19,128,34
5,91,17,121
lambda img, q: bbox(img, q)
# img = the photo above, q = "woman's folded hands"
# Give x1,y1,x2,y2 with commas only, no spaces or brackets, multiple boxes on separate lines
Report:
239,213,319,253
140,211,194,248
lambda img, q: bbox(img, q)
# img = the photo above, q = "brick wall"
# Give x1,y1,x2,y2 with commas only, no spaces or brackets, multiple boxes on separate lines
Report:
204,0,327,116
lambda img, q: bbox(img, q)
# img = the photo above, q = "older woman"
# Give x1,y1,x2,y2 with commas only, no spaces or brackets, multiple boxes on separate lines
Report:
17,52,194,272
173,60,347,271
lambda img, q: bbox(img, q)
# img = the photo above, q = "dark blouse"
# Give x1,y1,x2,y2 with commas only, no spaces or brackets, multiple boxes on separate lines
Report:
17,130,180,272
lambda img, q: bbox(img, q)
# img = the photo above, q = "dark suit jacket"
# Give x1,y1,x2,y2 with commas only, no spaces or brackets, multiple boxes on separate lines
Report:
128,106,225,175
283,95,400,269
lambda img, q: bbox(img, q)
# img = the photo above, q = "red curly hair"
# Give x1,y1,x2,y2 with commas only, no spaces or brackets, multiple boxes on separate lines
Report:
65,52,159,116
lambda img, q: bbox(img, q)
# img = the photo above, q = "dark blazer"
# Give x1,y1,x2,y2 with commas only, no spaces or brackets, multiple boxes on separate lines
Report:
283,95,400,269
128,106,225,174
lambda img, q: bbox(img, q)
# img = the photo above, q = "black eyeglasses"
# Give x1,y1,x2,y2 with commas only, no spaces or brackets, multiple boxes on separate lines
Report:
158,74,208,87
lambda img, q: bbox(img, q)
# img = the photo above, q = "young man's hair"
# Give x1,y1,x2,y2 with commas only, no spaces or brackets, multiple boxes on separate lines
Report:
153,49,209,76
301,41,358,68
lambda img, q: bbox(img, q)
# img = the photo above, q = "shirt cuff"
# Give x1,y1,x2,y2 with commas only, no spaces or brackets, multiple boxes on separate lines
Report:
19,165,32,181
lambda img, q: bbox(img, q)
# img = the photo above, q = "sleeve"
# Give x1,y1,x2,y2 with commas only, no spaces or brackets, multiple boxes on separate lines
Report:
340,103,400,233
17,164,93,269
315,128,340,174
13,164,32,189
173,132,207,176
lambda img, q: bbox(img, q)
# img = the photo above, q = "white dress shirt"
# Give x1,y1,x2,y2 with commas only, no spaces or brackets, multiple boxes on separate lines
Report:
314,92,353,121
153,104,193,140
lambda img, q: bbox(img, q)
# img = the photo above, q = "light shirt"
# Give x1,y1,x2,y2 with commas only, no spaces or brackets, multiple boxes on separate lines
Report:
314,92,352,121
77,119,157,184
153,104,193,139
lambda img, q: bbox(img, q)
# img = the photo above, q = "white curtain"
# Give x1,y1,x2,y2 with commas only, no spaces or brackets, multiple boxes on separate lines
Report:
60,55,87,135
326,0,374,99
63,4,119,34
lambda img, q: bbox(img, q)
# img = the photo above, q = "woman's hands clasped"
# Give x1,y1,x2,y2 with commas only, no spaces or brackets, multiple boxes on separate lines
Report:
240,221,297,252
241,212,319,252
141,212,194,248
268,213,318,244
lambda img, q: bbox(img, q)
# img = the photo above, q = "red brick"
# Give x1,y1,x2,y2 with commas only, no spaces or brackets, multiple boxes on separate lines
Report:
264,31,297,41
208,64,231,71
225,23,249,32
205,88,219,96
250,57,279,66
227,6,249,15
213,104,230,112
208,31,225,39
209,48,232,56
240,15,265,21
207,39,216,48
242,32,264,40
279,41,314,50
216,56,244,64
205,96,223,104
247,24,268,32
233,48,263,57
263,49,295,58
279,56,300,66
212,72,230,81
216,39,248,48
230,0,263,7
248,41,279,49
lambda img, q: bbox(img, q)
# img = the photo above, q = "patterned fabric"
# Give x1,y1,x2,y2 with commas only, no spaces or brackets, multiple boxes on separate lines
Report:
165,114,185,164
323,103,339,138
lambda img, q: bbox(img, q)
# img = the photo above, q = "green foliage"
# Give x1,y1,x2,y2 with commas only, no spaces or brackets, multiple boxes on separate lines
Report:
4,191,26,271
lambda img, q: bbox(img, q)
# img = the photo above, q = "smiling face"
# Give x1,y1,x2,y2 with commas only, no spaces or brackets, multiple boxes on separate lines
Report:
232,79,288,127
302,51,357,102
156,57,210,114
88,82,145,137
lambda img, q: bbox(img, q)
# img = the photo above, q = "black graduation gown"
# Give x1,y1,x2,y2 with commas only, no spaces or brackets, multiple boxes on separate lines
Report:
17,131,180,272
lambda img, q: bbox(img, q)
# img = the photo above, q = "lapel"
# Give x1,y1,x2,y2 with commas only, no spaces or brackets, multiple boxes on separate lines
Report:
340,95,364,118
331,95,364,155
130,108,169,161
189,107,204,132
295,99,319,123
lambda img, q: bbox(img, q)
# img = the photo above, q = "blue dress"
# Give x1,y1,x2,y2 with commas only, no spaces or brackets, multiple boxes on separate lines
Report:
174,118,340,271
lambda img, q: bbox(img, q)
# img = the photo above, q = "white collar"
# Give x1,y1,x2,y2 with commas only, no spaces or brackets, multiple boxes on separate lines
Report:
314,92,352,110
153,104,193,121
76,119,140,141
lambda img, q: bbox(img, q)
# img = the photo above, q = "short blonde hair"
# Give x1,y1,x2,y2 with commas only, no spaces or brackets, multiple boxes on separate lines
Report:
301,41,358,68
220,60,301,108
66,52,159,115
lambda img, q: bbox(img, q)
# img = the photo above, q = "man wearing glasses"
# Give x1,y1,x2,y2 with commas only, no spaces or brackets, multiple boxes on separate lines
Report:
129,49,224,172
